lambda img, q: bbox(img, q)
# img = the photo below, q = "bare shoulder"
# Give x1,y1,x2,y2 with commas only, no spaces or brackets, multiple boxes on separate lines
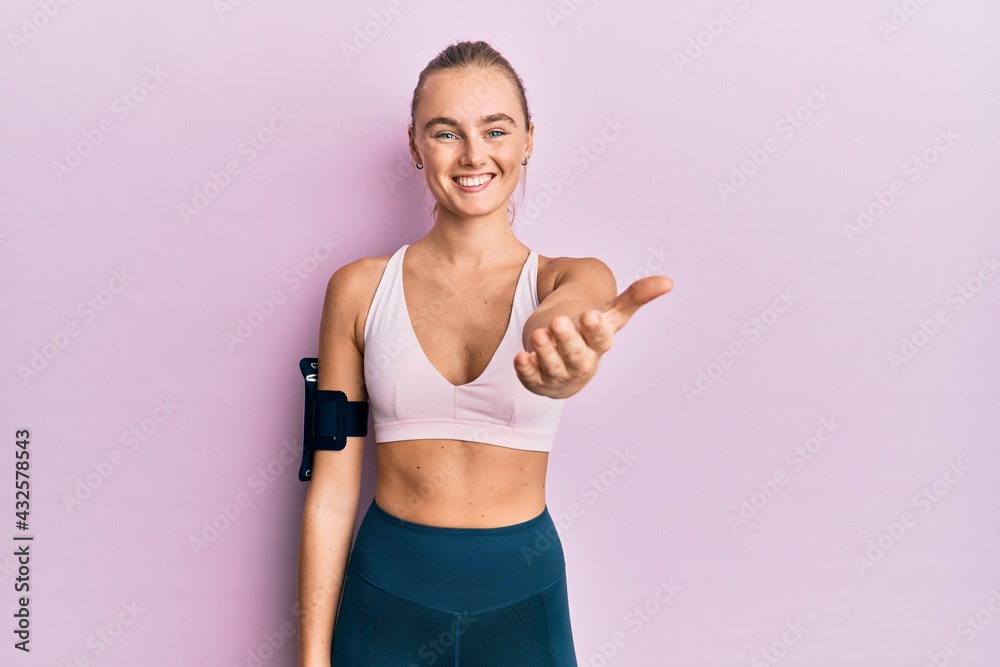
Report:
536,253,617,303
323,250,395,353
325,251,391,302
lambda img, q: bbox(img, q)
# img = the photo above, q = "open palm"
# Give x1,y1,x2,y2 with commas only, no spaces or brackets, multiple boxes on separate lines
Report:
514,275,673,398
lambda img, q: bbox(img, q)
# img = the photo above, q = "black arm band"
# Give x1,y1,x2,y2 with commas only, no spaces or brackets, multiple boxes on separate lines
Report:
297,357,369,482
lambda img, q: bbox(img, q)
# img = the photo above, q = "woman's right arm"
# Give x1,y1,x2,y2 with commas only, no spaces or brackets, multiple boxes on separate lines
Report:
298,263,369,667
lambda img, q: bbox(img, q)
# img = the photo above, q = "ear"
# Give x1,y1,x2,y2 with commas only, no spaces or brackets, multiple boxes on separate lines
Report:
525,121,534,158
408,125,419,163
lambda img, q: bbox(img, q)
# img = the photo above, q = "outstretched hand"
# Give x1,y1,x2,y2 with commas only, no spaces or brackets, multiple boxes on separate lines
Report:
514,275,673,399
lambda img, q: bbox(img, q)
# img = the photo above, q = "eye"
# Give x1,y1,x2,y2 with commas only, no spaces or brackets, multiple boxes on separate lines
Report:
486,129,506,138
435,131,457,140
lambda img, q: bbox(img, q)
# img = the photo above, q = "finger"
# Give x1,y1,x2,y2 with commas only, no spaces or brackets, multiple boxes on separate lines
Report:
547,316,594,374
531,327,568,381
577,310,614,355
602,275,673,332
514,349,542,386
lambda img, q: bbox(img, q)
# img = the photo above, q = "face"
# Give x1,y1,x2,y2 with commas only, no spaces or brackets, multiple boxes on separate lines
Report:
409,67,533,222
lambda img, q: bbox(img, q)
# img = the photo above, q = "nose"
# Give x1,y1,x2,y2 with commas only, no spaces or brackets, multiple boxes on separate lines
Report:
459,134,486,167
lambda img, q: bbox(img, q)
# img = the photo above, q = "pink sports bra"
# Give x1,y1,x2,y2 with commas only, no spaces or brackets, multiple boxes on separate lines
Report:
362,244,565,452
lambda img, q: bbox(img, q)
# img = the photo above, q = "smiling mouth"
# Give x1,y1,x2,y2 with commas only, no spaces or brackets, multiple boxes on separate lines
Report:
453,174,495,187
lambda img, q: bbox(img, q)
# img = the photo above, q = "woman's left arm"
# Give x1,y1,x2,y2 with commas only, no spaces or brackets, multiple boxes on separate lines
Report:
516,256,672,399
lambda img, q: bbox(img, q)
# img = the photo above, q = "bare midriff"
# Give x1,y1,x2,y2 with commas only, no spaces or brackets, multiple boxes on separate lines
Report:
374,439,549,528
359,243,558,529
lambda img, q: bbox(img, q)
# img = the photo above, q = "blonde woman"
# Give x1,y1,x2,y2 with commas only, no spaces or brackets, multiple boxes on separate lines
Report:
298,40,672,666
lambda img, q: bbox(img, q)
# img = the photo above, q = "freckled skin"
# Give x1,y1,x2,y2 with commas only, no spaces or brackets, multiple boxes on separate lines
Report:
371,68,671,528
373,66,552,529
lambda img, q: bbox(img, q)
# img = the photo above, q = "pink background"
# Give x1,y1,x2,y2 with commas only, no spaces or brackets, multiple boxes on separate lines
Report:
3,1,999,665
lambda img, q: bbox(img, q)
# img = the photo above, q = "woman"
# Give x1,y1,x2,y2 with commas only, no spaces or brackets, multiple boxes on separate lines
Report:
298,40,671,666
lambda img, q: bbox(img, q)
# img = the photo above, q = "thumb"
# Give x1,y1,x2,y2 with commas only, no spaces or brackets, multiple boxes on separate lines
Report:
599,275,673,332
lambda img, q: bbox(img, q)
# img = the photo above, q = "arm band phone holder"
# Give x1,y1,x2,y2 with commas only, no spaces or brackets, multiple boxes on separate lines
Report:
298,357,369,482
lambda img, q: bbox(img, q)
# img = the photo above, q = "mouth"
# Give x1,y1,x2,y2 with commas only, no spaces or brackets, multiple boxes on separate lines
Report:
453,173,496,191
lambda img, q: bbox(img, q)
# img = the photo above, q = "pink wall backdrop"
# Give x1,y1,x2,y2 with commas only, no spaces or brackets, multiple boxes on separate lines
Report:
3,1,999,665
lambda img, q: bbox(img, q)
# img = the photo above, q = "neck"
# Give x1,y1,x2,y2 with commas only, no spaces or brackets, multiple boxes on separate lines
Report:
420,208,524,270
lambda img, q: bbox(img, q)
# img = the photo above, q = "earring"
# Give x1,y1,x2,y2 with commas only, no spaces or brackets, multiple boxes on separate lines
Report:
522,155,531,166
415,161,423,170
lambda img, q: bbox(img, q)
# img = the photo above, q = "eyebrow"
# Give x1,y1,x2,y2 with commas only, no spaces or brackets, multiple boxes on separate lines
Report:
423,113,518,132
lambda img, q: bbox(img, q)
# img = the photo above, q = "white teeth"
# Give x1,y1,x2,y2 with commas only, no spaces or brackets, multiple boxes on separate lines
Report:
456,174,493,187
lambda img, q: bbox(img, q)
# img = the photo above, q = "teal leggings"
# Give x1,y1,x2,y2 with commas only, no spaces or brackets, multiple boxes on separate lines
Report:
331,498,578,666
